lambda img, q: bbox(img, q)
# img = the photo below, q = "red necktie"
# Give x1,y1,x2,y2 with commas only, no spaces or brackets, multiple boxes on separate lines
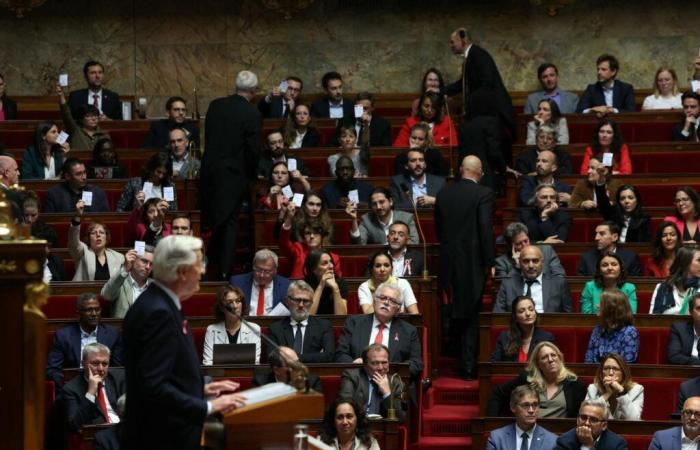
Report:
256,285,266,316
97,384,110,423
93,94,100,112
374,323,386,344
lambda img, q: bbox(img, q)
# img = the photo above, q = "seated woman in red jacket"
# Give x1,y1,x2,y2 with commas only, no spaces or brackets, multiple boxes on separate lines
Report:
393,91,457,148
258,161,311,210
125,197,172,246
279,202,342,279
579,118,632,175
664,186,700,244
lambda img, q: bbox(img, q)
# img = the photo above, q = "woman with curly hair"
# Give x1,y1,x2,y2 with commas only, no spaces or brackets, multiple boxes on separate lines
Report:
644,221,681,278
578,119,632,175
320,398,380,450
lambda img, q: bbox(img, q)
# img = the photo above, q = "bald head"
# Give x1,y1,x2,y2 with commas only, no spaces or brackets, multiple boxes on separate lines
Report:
520,245,543,280
460,155,483,182
0,155,19,187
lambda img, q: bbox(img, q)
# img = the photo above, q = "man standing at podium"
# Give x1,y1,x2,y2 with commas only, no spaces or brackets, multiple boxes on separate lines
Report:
122,235,246,450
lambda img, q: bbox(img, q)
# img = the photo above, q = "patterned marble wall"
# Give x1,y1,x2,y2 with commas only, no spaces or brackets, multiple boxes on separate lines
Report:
0,0,698,115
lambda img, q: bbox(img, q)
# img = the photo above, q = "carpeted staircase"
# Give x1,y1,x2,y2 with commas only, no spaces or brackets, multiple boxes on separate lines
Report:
411,357,481,449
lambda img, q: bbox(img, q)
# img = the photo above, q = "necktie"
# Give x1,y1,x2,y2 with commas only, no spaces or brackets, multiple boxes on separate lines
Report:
525,279,536,297
97,383,110,423
92,94,100,112
256,284,266,316
520,432,528,450
293,323,303,354
374,323,386,344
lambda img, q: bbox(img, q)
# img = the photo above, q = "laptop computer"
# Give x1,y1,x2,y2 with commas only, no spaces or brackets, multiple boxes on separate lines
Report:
212,343,256,365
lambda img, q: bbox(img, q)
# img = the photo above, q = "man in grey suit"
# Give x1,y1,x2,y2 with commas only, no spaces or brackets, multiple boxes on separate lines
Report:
390,148,446,210
101,246,154,318
346,187,419,245
338,343,406,423
524,63,579,114
494,222,566,278
493,245,572,313
651,396,700,449
487,385,557,450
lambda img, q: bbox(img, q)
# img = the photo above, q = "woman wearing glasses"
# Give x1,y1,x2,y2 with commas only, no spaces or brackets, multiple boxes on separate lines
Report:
357,251,419,314
202,285,261,365
664,187,700,244
585,352,644,420
68,199,124,281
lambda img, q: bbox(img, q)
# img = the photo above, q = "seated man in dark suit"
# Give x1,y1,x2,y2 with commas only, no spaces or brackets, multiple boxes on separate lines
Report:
338,343,406,422
68,60,122,120
230,248,290,316
518,149,571,206
169,128,201,180
677,376,700,413
334,92,392,147
32,221,66,282
310,71,354,119
46,293,123,392
92,394,125,450
142,96,200,149
258,76,303,119
672,91,700,142
43,158,110,213
61,342,126,431
393,122,449,177
668,293,700,365
576,54,635,115
347,187,419,245
252,346,322,391
494,221,565,278
257,130,310,179
554,399,627,449
494,245,572,313
517,184,571,244
386,221,424,277
576,221,641,276
389,148,447,210
335,282,423,378
268,280,335,363
320,156,374,208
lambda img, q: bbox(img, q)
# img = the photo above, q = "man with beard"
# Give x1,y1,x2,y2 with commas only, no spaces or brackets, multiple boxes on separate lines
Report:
257,130,310,178
310,71,354,119
390,148,446,210
44,158,110,213
518,150,571,206
577,54,635,115
268,280,335,363
142,96,200,149
385,221,424,278
651,396,700,449
347,187,419,245
320,156,374,208
524,63,579,114
576,221,642,276
68,60,122,120
258,76,303,119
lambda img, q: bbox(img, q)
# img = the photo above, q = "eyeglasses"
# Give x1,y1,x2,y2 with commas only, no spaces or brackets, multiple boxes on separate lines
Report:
682,409,700,419
375,295,401,307
602,365,621,373
516,402,539,410
253,268,275,275
577,414,604,425
287,297,313,306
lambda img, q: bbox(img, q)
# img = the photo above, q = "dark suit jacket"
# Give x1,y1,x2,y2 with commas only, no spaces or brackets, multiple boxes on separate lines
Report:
389,173,447,210
493,274,573,313
142,119,200,149
92,425,121,450
20,146,64,180
575,247,642,276
677,376,700,412
595,183,650,243
68,88,122,120
554,428,627,450
61,369,125,431
122,283,208,450
310,98,355,119
445,44,515,135
296,127,321,148
2,96,17,120
268,316,335,363
576,80,636,113
487,371,586,417
435,178,495,318
490,328,555,362
672,117,699,142
335,314,423,378
251,367,322,392
258,95,293,119
384,247,424,278
46,323,123,389
667,321,700,365
200,94,260,229
48,253,66,281
338,368,406,422
334,115,392,147
320,179,374,208
518,207,572,242
43,182,110,213
519,176,571,206
393,147,449,177
514,147,574,176
229,272,290,313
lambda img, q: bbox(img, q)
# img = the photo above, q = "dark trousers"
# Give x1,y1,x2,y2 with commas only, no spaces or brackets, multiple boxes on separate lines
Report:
207,208,240,280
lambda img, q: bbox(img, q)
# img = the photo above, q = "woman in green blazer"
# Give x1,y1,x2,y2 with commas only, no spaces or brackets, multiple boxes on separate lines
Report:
580,251,637,313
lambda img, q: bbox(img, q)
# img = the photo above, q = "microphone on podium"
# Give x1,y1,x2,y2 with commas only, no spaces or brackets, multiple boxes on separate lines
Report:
223,303,310,392
399,182,429,280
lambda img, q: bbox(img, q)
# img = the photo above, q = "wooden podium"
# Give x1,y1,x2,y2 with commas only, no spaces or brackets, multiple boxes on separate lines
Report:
223,391,325,449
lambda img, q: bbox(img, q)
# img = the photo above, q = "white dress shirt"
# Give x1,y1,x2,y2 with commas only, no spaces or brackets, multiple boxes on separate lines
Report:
84,382,120,423
79,326,98,367
250,282,273,316
514,424,534,450
522,273,544,312
369,316,392,348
